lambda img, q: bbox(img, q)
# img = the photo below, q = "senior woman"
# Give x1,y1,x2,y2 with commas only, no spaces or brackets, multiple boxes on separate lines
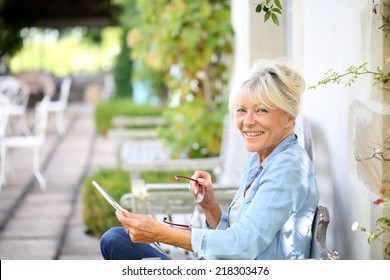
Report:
99,59,319,260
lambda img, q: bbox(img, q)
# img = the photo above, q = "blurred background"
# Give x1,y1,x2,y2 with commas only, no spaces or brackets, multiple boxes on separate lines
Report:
0,0,389,260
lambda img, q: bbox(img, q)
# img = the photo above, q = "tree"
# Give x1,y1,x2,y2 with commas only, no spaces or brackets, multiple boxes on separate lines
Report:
115,0,233,158
113,29,133,99
0,0,23,70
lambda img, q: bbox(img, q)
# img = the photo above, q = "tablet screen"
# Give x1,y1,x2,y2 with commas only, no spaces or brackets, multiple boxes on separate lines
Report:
92,180,125,214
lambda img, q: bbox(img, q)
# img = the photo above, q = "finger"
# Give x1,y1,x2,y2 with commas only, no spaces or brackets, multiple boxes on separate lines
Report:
188,180,198,191
188,185,197,198
193,170,210,181
121,209,131,217
197,178,207,187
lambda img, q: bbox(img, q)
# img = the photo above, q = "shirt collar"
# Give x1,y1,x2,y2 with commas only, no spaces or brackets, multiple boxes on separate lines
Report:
243,134,298,187
260,133,298,169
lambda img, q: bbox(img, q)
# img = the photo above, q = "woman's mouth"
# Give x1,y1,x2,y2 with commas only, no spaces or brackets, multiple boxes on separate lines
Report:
244,131,264,137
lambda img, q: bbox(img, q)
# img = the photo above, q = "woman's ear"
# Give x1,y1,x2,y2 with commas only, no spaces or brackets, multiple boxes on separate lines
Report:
286,115,296,129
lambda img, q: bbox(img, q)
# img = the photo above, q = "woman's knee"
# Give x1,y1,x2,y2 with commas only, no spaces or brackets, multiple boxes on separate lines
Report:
100,227,123,249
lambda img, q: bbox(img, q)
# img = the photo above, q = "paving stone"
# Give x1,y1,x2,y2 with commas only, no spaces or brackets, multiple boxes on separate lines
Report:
0,239,59,260
1,218,65,239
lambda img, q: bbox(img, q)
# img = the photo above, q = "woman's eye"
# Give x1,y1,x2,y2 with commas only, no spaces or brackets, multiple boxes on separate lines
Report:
256,108,268,113
236,108,246,113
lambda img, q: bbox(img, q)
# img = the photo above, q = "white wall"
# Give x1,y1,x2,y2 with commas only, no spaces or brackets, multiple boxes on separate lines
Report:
300,0,378,259
221,0,287,185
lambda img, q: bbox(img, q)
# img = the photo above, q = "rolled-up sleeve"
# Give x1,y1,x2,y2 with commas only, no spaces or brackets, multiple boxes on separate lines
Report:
191,211,229,259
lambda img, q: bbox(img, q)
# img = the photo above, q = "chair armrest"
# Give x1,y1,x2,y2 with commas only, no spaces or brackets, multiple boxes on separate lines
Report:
121,157,223,172
120,181,237,214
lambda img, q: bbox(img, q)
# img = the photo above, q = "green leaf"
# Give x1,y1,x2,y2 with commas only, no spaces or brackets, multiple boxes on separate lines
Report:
264,11,271,22
272,8,282,14
271,13,279,26
255,4,263,13
376,217,390,226
274,0,283,9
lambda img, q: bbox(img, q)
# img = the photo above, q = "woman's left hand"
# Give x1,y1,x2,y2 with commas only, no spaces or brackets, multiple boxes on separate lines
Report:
116,210,161,243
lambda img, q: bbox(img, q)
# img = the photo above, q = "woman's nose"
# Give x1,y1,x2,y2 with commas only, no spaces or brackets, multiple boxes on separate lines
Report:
243,112,255,126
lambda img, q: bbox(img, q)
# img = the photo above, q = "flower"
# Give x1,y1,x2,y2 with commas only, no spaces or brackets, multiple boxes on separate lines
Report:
351,221,366,233
351,222,359,231
374,197,385,205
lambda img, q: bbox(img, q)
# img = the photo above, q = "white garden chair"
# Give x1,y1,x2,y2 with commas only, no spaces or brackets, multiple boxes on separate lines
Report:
0,75,31,135
36,76,72,136
0,95,50,190
0,94,10,138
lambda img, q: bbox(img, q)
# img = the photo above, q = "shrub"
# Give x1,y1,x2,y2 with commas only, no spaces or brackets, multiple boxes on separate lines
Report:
94,98,163,135
82,167,130,238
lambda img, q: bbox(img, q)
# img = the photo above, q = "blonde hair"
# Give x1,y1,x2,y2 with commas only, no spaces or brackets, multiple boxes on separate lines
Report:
228,59,306,118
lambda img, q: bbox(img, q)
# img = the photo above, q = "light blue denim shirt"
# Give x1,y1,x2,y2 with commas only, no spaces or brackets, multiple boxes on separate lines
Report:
191,134,319,259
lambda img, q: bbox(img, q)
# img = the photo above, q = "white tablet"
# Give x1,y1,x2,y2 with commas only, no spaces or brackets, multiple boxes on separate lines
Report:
92,180,126,214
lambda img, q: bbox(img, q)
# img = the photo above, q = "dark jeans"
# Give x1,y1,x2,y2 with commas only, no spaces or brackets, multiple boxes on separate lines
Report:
100,227,170,260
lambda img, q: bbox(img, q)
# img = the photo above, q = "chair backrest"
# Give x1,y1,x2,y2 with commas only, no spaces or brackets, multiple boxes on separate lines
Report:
0,75,30,110
294,113,313,161
310,205,340,259
58,76,72,106
0,94,10,138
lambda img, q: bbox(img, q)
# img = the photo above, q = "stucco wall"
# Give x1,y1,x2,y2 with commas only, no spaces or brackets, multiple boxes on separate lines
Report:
300,0,387,259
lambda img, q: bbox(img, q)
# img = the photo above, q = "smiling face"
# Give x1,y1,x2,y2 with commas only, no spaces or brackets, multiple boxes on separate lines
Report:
235,96,295,163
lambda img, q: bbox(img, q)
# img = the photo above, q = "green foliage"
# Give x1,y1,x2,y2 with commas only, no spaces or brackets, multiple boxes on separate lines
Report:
9,27,121,76
353,214,390,259
309,3,390,91
309,63,390,90
0,23,23,59
113,29,133,99
0,1,24,59
132,61,168,103
118,0,233,158
128,0,233,76
255,0,283,26
82,167,130,238
369,217,390,244
158,98,227,158
352,186,389,259
94,98,163,135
